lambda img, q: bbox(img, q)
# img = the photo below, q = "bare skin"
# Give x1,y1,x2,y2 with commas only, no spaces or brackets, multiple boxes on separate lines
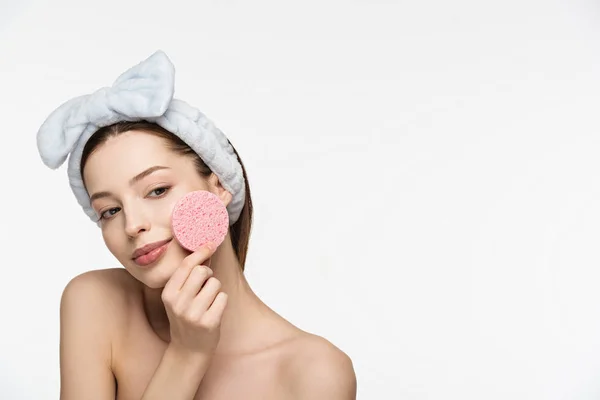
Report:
59,130,356,399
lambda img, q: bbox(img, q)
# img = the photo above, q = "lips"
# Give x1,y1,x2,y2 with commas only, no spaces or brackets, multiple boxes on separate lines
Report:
132,238,172,259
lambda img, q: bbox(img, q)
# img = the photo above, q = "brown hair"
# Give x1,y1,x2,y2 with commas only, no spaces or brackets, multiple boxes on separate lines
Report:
80,121,253,270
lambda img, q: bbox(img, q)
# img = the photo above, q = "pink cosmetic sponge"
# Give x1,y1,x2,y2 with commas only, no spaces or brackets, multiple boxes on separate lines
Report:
171,190,229,252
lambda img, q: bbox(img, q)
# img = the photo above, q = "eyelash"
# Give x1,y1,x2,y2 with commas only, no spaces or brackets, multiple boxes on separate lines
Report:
99,186,172,221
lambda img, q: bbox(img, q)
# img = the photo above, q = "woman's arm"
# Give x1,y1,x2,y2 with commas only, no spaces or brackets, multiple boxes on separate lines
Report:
59,272,117,400
141,245,226,399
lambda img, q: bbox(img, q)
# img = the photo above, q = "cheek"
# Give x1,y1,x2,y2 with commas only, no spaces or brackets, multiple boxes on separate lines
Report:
161,195,180,218
101,228,125,259
161,187,196,225
147,200,177,232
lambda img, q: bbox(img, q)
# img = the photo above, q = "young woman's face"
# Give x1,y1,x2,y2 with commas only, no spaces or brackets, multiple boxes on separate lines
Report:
83,130,220,288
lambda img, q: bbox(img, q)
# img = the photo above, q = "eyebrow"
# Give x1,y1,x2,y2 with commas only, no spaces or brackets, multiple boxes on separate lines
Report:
89,165,171,203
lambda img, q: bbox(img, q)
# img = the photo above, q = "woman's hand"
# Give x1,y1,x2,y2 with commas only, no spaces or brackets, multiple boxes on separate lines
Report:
160,242,228,356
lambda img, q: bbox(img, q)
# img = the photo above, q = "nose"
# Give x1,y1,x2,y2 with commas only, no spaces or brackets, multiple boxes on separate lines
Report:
124,207,151,238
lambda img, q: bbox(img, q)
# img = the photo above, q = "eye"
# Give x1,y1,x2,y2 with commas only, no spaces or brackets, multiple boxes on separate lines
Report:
97,186,171,221
148,186,171,197
100,207,120,220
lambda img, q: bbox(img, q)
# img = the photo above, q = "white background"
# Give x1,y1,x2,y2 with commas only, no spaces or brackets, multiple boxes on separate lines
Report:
1,0,600,399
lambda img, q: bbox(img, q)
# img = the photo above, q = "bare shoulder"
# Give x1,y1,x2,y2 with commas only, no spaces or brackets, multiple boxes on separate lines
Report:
283,332,357,399
63,267,136,300
61,268,137,327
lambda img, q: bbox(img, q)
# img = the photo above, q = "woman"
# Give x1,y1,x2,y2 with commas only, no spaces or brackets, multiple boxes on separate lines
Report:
37,51,356,399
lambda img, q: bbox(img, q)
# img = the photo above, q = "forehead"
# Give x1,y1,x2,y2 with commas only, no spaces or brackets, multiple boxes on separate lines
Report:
83,130,181,187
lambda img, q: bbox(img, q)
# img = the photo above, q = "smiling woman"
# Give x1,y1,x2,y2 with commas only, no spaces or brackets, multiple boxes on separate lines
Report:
36,51,356,400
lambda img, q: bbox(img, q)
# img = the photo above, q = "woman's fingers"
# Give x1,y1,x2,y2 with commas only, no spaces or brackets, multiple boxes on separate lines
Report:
178,266,213,305
162,242,215,295
189,277,222,315
182,242,216,270
203,292,228,327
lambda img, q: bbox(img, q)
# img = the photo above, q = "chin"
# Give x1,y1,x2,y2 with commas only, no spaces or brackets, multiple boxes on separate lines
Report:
126,267,169,289
126,255,181,289
143,277,169,290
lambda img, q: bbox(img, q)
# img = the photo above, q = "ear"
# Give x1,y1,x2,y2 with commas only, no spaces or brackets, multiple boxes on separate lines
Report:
208,172,233,207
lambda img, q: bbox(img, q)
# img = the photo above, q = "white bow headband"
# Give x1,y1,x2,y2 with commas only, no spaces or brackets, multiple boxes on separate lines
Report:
36,50,245,226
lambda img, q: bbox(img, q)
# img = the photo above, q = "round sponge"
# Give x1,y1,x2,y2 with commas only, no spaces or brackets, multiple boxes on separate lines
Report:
171,190,229,252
